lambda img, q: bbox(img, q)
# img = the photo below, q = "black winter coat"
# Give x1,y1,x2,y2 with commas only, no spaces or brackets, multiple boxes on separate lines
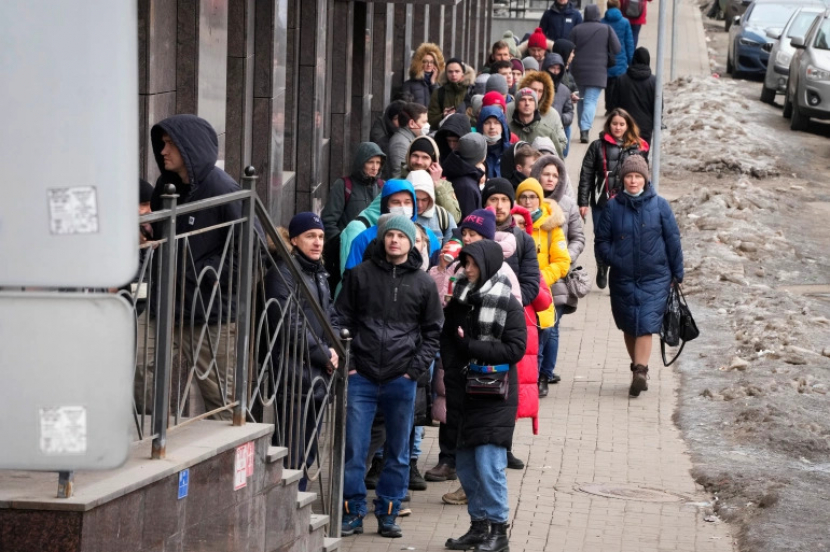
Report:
150,114,242,325
335,245,444,383
264,250,341,402
615,63,657,144
402,77,437,108
443,151,484,219
578,133,647,210
441,241,527,450
567,6,621,90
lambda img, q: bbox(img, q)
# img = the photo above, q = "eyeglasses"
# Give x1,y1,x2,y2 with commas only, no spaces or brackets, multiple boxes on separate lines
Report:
422,59,435,66
518,194,539,202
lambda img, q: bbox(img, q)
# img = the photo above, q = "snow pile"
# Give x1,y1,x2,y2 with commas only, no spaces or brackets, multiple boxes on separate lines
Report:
663,76,782,177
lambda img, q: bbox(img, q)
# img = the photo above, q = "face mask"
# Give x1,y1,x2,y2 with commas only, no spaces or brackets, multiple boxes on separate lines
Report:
420,123,431,136
484,133,500,144
623,188,644,197
388,205,414,218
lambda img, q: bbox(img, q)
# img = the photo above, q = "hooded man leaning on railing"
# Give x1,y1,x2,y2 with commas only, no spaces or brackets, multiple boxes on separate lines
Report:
262,213,341,492
141,114,244,420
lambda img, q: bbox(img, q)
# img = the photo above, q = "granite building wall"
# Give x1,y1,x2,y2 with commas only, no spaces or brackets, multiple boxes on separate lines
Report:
138,0,493,226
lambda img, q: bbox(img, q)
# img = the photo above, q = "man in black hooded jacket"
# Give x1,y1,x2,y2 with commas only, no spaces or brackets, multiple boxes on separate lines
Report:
146,114,243,420
613,47,657,146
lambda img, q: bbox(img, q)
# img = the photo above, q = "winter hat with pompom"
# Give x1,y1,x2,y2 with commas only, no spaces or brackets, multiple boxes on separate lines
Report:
528,28,547,50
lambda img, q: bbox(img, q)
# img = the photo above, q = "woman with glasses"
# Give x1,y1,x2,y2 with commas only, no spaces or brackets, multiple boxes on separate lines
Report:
515,177,573,397
402,43,445,108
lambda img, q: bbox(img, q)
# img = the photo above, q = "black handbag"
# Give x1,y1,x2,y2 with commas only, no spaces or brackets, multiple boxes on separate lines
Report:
465,371,509,400
660,283,700,366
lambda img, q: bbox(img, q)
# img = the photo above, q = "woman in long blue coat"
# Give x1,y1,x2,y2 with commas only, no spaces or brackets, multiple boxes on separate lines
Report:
595,155,683,397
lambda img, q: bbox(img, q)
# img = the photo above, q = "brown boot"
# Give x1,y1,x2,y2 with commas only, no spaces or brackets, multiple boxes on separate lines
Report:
630,363,648,391
442,485,468,505
629,364,649,397
424,462,457,482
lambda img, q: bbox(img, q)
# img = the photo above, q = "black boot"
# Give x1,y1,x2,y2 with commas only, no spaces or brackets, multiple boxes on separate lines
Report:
506,451,524,470
364,455,383,490
629,365,649,397
475,522,510,552
409,459,428,491
580,129,589,143
445,520,489,550
596,264,608,289
538,378,549,398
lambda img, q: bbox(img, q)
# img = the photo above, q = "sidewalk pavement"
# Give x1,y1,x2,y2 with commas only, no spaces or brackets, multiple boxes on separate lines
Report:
341,2,732,551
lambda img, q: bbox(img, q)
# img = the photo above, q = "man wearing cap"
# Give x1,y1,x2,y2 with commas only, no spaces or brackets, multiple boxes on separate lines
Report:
264,212,340,491
509,88,566,158
403,135,462,223
443,133,487,219
337,215,444,539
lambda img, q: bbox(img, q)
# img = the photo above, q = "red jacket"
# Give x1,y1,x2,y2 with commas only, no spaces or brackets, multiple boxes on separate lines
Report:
624,0,652,26
515,275,553,435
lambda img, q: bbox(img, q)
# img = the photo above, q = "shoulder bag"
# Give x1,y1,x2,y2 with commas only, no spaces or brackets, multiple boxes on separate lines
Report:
660,282,700,366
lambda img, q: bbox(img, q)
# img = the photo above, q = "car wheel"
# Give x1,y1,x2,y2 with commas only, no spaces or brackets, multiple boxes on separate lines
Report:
790,98,809,131
726,51,734,74
783,89,793,118
760,84,776,104
725,16,732,32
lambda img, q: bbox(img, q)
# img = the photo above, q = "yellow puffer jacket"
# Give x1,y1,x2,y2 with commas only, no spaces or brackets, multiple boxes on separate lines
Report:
531,199,571,328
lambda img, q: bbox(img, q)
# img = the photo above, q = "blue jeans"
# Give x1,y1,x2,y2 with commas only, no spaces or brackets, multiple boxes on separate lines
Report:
563,126,572,158
456,444,510,523
577,86,603,132
538,304,566,380
631,24,642,47
344,373,417,518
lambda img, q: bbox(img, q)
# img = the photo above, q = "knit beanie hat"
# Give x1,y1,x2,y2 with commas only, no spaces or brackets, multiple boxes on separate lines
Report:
633,47,651,66
528,27,547,50
382,215,417,252
288,212,325,239
620,155,650,180
481,178,515,208
482,91,507,113
485,73,509,97
501,31,522,58
510,58,525,75
522,56,540,71
139,178,154,203
516,178,544,202
409,136,437,161
456,133,487,166
459,208,497,240
530,136,557,156
514,87,538,106
474,73,490,96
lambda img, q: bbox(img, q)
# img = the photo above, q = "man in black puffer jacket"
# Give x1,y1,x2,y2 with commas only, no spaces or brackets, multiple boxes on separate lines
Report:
614,47,657,146
147,114,243,420
336,216,443,539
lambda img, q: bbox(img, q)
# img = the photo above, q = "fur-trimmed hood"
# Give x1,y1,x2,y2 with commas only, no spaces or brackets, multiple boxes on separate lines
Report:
438,63,478,87
518,71,554,115
530,154,569,201
538,198,565,231
409,42,445,80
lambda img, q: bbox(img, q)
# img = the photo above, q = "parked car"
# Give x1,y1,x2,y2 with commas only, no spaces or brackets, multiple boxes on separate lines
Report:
727,0,812,78
784,9,830,130
761,6,824,103
725,0,752,31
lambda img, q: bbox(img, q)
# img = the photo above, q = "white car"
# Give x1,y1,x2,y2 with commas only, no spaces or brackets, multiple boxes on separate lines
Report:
761,6,824,103
784,9,830,130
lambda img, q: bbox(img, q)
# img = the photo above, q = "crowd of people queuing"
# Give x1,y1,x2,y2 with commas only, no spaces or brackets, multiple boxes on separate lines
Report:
137,1,681,550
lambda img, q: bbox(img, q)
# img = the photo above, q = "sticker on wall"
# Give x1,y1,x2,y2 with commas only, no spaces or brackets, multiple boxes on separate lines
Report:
178,469,189,499
234,444,248,490
47,186,99,235
246,442,255,477
39,406,87,455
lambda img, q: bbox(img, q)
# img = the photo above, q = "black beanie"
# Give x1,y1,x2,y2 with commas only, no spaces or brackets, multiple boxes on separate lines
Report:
481,178,515,208
445,57,466,72
140,179,154,203
409,137,437,161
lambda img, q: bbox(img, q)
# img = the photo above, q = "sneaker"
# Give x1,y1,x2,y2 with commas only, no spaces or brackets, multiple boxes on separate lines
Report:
424,463,457,482
538,378,549,398
376,515,402,538
409,459,427,490
629,364,649,397
548,374,561,384
596,264,608,289
341,514,364,536
398,506,412,517
442,486,468,505
506,451,524,470
364,455,383,490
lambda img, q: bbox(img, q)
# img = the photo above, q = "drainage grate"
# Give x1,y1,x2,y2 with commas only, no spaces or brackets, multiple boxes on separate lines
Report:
577,483,683,502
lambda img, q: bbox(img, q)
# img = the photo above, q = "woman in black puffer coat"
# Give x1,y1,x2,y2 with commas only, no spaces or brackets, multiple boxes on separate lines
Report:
441,240,527,552
577,108,648,289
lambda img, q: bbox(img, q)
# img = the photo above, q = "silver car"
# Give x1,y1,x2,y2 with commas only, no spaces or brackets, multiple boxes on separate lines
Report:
784,9,830,130
761,6,824,103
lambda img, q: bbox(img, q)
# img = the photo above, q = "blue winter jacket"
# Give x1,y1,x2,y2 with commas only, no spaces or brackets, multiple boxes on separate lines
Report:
595,186,684,336
603,9,635,78
344,179,441,271
539,2,584,41
478,106,513,179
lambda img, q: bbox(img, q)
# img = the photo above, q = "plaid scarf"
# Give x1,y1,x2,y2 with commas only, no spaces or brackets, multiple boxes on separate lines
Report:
453,271,513,342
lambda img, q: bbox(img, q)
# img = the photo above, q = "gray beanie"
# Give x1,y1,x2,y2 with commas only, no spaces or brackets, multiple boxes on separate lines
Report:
530,136,558,156
515,87,538,106
522,56,540,71
456,133,487,166
485,73,509,96
474,73,490,96
381,215,417,252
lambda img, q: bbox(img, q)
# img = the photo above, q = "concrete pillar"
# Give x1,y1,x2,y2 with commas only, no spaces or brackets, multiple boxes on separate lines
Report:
412,5,426,48
225,0,256,182
373,3,395,120
329,1,355,187
428,5,444,52
351,2,374,142
391,4,411,96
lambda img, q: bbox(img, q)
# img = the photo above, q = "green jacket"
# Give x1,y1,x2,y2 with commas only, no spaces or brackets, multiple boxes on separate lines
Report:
427,65,477,128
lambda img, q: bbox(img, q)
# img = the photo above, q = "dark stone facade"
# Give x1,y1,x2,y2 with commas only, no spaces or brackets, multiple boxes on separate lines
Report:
137,0,493,226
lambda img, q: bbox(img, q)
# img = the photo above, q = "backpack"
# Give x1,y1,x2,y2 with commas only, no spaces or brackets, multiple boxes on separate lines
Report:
343,176,384,205
624,0,644,19
435,205,450,235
